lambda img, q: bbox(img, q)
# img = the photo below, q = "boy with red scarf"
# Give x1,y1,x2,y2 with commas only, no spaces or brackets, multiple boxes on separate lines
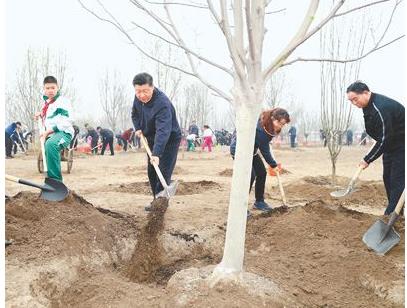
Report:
35,76,74,181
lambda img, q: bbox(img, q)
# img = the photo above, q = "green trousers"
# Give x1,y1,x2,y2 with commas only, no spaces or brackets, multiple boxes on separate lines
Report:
45,131,72,181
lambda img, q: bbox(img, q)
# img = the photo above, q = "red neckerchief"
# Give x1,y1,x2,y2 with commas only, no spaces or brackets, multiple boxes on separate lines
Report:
41,97,57,120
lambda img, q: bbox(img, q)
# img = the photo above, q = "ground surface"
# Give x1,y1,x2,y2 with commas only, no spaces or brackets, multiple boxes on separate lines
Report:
5,145,405,307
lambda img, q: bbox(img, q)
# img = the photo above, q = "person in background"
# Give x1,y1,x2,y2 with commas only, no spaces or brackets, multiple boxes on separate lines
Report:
288,125,297,148
202,125,214,152
5,121,22,158
121,128,135,152
97,126,115,156
85,124,99,154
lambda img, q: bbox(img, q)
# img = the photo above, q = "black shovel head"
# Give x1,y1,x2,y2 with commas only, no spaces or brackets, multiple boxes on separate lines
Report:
40,177,69,202
362,219,400,255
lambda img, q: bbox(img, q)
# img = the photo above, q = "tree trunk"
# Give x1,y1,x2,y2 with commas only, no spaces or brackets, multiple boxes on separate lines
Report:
331,157,336,185
212,96,262,276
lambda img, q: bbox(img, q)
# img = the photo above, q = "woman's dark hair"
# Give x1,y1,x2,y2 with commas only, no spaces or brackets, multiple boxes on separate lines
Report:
43,76,58,85
203,125,209,129
346,81,370,94
261,108,290,134
132,73,153,86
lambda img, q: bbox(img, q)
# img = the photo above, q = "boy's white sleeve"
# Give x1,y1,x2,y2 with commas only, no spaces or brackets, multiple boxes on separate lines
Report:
52,98,74,135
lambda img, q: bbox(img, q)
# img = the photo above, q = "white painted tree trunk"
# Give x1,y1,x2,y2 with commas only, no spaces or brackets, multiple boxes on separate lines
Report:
212,91,263,279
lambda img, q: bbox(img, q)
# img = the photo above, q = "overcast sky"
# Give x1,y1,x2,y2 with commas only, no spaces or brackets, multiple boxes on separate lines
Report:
5,0,406,128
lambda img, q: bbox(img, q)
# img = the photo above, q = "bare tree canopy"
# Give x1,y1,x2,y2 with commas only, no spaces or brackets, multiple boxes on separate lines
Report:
6,48,76,131
99,69,129,132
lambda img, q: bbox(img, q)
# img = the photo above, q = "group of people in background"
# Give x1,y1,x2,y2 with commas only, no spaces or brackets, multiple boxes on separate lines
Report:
5,77,404,219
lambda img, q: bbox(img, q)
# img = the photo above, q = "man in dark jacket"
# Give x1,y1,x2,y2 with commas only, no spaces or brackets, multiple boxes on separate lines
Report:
5,121,22,158
85,124,99,154
97,126,115,156
131,72,181,211
347,81,405,215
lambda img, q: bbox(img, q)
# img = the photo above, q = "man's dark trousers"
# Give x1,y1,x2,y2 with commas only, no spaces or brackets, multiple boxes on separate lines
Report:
383,145,405,215
5,132,13,157
101,137,114,155
147,138,181,196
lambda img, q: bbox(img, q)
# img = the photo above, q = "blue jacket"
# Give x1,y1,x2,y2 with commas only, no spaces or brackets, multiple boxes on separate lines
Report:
230,120,277,168
131,88,181,157
5,123,17,137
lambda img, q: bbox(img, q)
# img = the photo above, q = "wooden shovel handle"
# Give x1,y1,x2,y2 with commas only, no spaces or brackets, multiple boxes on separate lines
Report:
275,169,287,206
394,190,405,215
38,118,48,172
139,134,169,192
349,166,363,187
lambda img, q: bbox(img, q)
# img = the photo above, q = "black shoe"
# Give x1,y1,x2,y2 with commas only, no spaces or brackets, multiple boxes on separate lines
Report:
6,155,13,159
5,239,13,247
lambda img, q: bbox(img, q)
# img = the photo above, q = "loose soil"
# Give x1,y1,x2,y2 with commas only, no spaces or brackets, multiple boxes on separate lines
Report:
5,146,404,307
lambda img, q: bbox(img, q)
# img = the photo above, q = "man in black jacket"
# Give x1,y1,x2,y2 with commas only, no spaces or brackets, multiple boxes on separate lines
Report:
97,126,115,156
347,81,405,215
131,72,181,211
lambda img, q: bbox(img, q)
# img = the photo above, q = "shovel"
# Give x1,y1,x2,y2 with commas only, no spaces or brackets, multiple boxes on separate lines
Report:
330,166,363,198
362,190,405,255
140,134,178,198
275,168,287,206
5,174,69,202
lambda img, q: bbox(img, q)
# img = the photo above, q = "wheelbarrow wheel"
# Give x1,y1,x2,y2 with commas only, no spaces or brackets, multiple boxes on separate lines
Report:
37,152,44,174
67,150,73,174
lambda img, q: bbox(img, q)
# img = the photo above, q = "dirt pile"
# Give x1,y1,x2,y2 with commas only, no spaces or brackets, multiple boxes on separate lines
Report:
5,191,138,261
219,168,233,176
126,197,169,282
245,201,405,307
268,176,387,211
111,180,222,195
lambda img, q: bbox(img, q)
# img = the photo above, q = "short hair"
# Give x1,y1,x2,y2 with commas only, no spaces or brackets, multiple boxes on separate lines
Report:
84,123,89,128
346,81,370,94
203,125,209,129
132,73,153,86
43,76,58,85
96,126,101,130
15,121,22,126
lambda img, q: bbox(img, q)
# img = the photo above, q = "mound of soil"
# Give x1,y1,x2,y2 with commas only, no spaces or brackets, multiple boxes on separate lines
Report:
245,201,405,307
219,168,233,176
268,176,387,210
5,191,138,261
110,180,222,195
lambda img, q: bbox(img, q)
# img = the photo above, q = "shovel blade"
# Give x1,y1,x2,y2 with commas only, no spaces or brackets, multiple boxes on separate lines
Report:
156,180,179,198
330,187,357,198
40,178,69,202
362,220,400,255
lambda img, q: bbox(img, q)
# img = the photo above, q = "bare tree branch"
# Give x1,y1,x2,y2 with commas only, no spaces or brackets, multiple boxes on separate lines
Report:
77,0,196,77
282,35,404,66
164,1,232,102
282,0,404,66
263,0,322,80
144,0,208,9
334,0,395,17
265,8,287,15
